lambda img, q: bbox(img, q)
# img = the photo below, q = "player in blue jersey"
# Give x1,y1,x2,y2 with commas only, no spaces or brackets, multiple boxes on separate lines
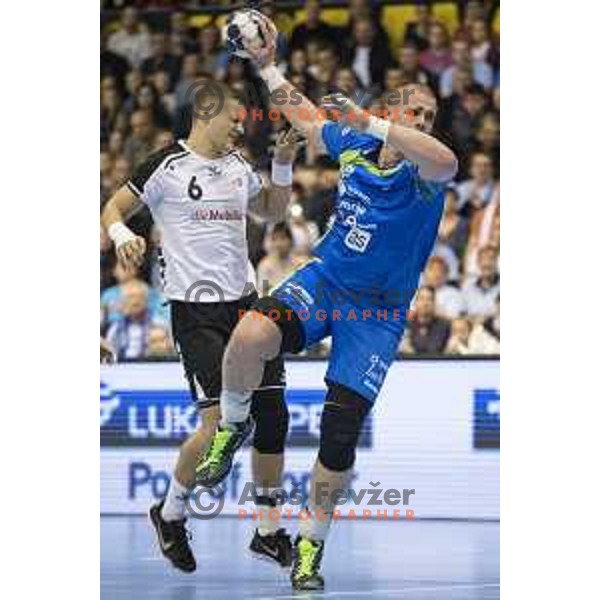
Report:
196,15,458,591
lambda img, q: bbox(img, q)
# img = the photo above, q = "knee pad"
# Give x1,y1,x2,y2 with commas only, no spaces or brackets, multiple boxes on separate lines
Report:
251,385,289,454
318,382,372,472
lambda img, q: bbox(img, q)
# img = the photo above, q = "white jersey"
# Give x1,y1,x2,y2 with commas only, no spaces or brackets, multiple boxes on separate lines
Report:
127,140,262,302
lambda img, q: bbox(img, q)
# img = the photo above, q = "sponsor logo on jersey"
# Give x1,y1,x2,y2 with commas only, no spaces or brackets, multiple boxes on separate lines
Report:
344,227,372,253
282,281,314,309
339,180,371,204
338,197,367,216
191,207,244,221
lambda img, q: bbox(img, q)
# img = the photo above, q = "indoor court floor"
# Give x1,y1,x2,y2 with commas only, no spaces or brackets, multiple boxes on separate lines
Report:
101,516,499,599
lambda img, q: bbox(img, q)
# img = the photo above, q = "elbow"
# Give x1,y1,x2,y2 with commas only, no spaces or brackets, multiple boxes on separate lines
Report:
435,146,459,181
425,150,458,182
442,151,459,181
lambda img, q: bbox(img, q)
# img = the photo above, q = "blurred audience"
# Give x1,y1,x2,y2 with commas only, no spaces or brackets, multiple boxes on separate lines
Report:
100,1,500,358
403,287,451,354
422,256,464,319
257,223,301,292
462,246,500,320
105,280,168,360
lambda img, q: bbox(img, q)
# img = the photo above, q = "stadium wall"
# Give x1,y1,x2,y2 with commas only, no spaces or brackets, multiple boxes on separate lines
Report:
100,359,499,520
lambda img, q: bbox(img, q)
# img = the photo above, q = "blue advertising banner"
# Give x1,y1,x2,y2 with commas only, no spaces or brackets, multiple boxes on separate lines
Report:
101,380,372,448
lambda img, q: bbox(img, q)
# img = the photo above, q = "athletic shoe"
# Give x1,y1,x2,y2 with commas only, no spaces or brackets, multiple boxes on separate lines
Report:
249,528,293,567
149,500,196,572
291,535,325,590
195,417,254,487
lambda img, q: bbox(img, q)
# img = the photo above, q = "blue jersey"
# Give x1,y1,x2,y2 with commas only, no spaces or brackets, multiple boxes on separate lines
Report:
314,121,446,307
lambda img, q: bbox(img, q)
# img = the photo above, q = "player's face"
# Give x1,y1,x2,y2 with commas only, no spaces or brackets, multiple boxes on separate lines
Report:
207,97,243,148
379,89,437,167
403,89,437,134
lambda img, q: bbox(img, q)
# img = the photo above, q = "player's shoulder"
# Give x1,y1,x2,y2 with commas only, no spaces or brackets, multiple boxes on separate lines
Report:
138,142,190,176
129,141,190,194
227,149,256,170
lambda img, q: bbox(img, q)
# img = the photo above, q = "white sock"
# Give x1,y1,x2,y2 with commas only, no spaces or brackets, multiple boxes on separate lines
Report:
220,389,252,426
255,487,281,536
299,501,334,542
161,477,190,522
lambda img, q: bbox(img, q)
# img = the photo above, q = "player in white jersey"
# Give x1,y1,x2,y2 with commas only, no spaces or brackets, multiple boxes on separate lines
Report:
101,80,303,572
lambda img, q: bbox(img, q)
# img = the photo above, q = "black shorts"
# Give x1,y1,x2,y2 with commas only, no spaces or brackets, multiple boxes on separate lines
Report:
170,292,285,410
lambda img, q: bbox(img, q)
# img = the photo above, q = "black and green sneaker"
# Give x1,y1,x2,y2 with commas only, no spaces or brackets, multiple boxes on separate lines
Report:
291,536,325,591
195,418,253,487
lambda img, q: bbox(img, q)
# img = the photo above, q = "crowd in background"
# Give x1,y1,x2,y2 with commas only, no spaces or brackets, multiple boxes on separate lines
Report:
101,0,500,360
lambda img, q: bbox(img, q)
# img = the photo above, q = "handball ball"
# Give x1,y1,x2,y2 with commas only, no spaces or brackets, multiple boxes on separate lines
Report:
223,9,275,60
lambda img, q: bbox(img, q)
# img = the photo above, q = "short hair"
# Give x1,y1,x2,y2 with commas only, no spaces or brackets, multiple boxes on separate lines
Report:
271,222,293,241
398,83,437,108
189,78,237,117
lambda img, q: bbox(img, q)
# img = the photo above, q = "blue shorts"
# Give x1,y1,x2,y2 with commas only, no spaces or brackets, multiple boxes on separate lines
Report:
271,259,408,403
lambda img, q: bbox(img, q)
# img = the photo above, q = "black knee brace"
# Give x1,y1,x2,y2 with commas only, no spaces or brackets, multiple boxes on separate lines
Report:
251,381,289,455
318,382,372,472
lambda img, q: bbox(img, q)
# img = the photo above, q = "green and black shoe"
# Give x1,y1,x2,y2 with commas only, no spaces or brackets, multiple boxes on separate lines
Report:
291,536,325,591
195,418,253,487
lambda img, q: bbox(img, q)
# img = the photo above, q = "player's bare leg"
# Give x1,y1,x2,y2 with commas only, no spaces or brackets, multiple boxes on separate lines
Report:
248,449,292,566
149,404,220,572
290,460,349,590
192,313,292,563
195,313,282,486
292,384,371,590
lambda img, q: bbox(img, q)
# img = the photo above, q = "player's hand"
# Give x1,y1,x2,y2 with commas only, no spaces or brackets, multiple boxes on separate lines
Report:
273,128,306,164
116,235,146,270
321,94,370,132
251,13,278,68
100,337,116,364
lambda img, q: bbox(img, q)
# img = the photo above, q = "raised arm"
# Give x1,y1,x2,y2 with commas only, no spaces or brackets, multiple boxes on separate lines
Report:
249,128,305,222
101,185,147,269
248,17,325,142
